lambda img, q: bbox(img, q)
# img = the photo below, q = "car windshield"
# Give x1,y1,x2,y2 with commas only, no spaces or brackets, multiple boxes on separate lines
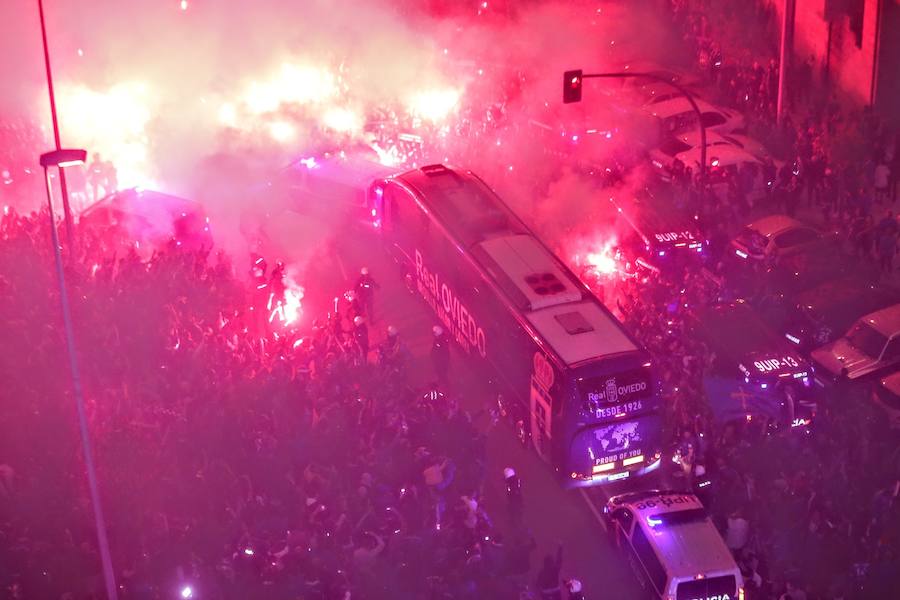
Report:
774,227,820,248
846,322,888,358
658,138,692,157
701,112,727,127
735,227,767,252
649,508,708,525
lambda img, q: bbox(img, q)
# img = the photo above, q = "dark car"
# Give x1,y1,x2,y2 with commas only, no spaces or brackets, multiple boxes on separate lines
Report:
692,302,816,431
609,186,706,274
781,279,900,354
723,241,877,310
79,188,213,256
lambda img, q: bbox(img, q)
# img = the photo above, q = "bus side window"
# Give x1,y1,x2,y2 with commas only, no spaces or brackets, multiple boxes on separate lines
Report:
385,186,403,230
631,526,667,593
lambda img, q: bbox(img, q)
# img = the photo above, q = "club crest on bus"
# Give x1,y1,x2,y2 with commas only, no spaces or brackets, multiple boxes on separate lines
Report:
533,352,554,391
606,378,618,403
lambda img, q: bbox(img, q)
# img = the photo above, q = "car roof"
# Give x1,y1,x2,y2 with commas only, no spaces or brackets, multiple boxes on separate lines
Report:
610,188,701,240
80,188,203,222
611,492,738,578
644,97,725,119
862,304,900,337
746,214,808,238
646,513,738,578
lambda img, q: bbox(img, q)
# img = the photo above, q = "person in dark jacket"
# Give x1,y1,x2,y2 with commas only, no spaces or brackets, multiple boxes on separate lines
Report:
355,267,380,321
430,325,450,383
353,316,369,359
536,544,563,600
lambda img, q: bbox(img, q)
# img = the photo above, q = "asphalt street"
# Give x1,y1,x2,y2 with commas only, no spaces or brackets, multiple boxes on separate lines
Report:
264,203,649,599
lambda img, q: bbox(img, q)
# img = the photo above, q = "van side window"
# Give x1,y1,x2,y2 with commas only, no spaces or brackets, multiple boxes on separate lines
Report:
883,337,900,360
632,525,667,592
614,508,634,534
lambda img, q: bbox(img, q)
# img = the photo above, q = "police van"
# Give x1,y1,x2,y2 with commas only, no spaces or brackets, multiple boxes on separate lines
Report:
604,491,744,600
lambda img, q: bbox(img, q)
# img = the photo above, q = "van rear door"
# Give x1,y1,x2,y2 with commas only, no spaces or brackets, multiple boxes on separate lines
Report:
675,574,738,600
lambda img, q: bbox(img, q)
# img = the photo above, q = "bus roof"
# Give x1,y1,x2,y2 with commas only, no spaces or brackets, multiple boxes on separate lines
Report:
396,165,642,368
397,164,529,248
526,302,638,365
476,234,583,310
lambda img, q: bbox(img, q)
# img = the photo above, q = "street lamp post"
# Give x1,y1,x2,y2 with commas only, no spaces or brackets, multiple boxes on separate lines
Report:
37,0,76,246
40,149,119,600
563,70,708,184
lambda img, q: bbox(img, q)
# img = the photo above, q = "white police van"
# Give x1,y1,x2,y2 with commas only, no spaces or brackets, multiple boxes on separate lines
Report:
604,491,743,600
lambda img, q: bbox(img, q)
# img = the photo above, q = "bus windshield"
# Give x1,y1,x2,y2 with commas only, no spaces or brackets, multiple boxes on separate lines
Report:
571,413,661,473
577,366,654,416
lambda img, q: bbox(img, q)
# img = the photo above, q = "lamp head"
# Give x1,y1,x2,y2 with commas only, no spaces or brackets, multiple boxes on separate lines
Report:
40,149,88,168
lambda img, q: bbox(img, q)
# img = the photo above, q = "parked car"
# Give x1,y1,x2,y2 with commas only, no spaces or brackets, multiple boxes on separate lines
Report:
782,279,900,353
717,129,781,165
730,215,827,263
811,303,900,384
872,370,900,429
79,188,213,256
643,97,744,137
692,301,816,431
606,186,706,273
725,244,880,332
649,131,751,174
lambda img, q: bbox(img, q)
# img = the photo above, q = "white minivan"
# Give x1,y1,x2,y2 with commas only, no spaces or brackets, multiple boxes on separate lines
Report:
604,491,744,600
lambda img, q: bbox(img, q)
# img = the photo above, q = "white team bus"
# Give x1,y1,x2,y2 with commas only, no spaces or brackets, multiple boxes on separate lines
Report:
604,491,744,600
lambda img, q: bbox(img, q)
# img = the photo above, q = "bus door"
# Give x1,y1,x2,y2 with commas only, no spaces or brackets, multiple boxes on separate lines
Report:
529,380,552,459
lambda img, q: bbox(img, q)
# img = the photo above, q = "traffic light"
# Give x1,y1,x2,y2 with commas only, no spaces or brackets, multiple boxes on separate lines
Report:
563,69,583,103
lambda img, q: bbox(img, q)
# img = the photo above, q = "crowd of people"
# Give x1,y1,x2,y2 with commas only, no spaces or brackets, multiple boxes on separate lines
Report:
0,207,570,600
574,3,900,599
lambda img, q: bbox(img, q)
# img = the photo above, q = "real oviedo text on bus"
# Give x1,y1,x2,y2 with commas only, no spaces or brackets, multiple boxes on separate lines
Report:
369,164,663,487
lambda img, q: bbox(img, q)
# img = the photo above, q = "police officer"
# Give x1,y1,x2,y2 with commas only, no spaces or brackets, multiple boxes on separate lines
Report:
380,325,401,368
503,467,523,524
353,316,369,359
430,325,450,383
355,267,380,321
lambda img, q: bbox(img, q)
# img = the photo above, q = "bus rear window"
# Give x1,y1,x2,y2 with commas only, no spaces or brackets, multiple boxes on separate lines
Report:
676,575,737,600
